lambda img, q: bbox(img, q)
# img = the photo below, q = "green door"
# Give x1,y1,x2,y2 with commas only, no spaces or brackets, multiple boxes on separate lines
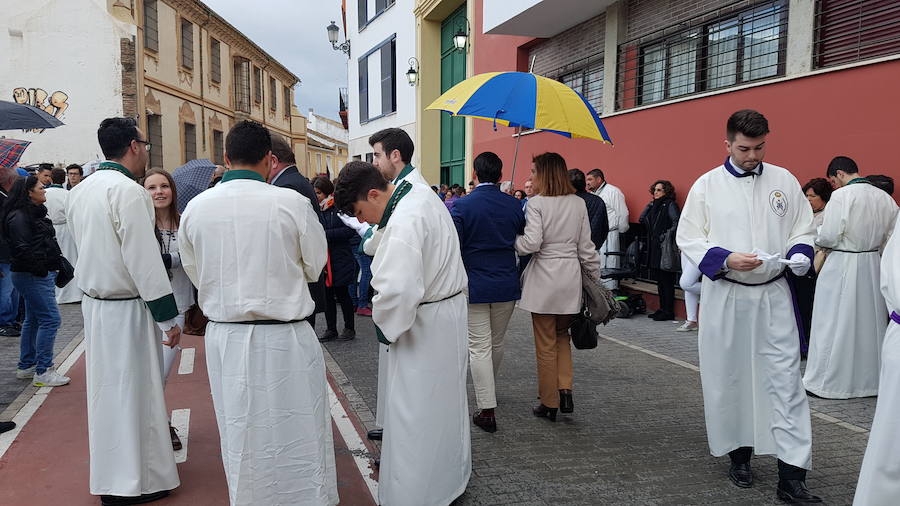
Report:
440,5,467,187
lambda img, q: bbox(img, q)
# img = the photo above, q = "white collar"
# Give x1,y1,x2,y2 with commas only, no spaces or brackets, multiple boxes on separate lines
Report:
476,182,494,188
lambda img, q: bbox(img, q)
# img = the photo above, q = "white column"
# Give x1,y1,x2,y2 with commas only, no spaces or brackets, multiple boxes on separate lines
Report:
602,2,625,115
786,0,816,76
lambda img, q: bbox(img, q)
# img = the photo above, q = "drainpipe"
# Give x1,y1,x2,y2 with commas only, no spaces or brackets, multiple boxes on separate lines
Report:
199,9,211,154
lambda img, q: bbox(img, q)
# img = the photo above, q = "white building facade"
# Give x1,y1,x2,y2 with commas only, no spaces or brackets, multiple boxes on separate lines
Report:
345,0,420,175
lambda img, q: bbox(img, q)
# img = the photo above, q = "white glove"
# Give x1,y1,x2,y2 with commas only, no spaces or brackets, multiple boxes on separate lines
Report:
781,253,811,276
362,226,383,256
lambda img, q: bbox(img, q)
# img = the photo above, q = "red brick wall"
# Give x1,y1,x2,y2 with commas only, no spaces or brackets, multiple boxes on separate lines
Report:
624,0,750,41
527,14,606,76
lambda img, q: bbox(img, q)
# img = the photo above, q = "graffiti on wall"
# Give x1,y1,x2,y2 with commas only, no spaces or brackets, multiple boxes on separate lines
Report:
12,87,69,133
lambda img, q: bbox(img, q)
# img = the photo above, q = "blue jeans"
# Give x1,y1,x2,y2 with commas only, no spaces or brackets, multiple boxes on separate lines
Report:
350,251,372,309
0,263,20,326
11,271,60,374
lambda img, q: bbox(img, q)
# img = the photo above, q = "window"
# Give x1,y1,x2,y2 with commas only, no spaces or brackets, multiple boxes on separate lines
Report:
253,66,262,104
317,153,323,172
365,153,373,163
283,86,291,119
269,77,277,111
359,0,395,29
212,130,224,165
546,55,604,114
183,123,196,162
180,18,194,70
210,38,221,83
358,58,368,122
233,58,250,113
618,1,787,109
144,0,159,52
147,115,163,169
380,39,396,115
814,0,900,68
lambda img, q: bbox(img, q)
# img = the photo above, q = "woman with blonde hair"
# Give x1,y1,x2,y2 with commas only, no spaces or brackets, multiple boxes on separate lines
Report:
516,152,601,421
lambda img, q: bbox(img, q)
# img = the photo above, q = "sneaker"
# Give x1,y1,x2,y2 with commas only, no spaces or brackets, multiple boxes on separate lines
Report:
0,326,20,337
15,366,35,379
318,329,338,343
32,368,70,387
675,321,698,332
356,307,372,317
338,328,356,341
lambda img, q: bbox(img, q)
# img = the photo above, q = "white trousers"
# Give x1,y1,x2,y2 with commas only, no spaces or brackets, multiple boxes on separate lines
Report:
679,252,702,322
600,230,621,290
467,301,516,409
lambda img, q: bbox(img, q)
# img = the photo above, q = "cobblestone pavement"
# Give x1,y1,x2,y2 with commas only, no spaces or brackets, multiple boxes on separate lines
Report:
320,308,871,505
0,303,83,415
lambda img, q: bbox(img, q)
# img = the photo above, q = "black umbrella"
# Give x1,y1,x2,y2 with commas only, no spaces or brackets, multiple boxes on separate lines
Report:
0,100,65,130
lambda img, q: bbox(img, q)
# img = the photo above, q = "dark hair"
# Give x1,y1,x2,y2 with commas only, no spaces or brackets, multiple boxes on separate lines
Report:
368,128,414,164
37,164,52,173
143,168,181,227
473,152,502,184
587,168,605,181
649,180,676,201
225,120,271,166
50,167,66,184
826,156,859,177
514,189,526,199
453,187,465,197
802,178,833,203
334,161,388,216
1,176,40,237
726,109,769,141
270,133,295,164
313,175,335,197
532,153,575,197
65,163,83,175
867,174,894,196
98,117,142,159
567,169,587,192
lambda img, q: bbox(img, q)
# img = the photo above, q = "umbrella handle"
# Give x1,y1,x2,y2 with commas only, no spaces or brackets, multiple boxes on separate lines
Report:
492,109,505,131
510,127,521,188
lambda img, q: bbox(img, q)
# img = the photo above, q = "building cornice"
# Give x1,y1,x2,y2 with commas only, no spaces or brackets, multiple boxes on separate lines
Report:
161,0,301,86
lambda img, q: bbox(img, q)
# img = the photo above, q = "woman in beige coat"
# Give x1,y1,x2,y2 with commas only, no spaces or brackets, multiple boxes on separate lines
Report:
516,153,601,421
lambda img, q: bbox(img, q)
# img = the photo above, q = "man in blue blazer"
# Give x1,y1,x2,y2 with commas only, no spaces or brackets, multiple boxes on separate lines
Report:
451,152,525,433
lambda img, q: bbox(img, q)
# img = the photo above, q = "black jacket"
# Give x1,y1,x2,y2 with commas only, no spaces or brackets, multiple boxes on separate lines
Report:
639,197,680,269
0,191,10,264
5,204,62,277
321,205,358,287
575,191,610,250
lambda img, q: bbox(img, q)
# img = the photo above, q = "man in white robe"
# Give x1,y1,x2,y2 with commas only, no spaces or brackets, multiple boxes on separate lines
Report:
676,110,822,504
587,169,629,289
334,161,471,506
178,121,336,506
853,217,900,505
803,156,898,399
360,127,429,442
43,168,79,303
67,117,181,505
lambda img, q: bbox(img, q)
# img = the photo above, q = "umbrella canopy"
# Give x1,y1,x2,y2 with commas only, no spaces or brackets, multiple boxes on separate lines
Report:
172,159,217,213
0,100,65,130
426,71,612,143
0,138,31,169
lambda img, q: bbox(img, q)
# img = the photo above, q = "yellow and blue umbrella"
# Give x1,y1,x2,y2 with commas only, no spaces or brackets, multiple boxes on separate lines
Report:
426,71,612,182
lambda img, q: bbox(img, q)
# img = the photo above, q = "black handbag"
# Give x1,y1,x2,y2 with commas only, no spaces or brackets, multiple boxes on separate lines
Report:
569,309,599,350
55,256,74,288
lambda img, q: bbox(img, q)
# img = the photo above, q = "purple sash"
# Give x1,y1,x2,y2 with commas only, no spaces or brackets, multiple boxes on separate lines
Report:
892,311,900,325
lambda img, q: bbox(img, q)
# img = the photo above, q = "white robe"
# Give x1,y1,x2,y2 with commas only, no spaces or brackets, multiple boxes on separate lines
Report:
179,175,337,506
594,183,628,289
66,168,180,496
676,161,815,469
803,182,898,398
371,183,471,506
854,218,900,505
44,186,80,303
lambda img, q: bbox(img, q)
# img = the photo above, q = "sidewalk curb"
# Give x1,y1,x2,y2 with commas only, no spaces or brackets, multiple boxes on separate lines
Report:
0,330,84,422
321,343,379,438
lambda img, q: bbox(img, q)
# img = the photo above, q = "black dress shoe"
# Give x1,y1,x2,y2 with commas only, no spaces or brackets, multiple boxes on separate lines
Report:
559,390,574,414
472,410,497,433
367,428,383,441
101,490,170,505
776,480,822,504
647,310,662,319
652,311,675,321
728,461,753,488
170,425,182,452
318,329,338,342
532,404,557,422
338,328,356,341
0,421,15,434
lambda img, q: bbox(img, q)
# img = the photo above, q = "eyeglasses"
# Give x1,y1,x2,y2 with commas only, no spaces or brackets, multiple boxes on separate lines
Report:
134,139,152,151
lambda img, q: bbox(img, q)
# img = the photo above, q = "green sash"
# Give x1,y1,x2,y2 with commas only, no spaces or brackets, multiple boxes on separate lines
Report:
47,184,64,189
221,169,266,183
847,177,872,186
97,161,135,180
373,180,413,345
391,164,415,185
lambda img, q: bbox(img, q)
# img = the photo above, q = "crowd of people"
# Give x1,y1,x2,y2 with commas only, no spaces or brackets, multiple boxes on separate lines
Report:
0,107,897,506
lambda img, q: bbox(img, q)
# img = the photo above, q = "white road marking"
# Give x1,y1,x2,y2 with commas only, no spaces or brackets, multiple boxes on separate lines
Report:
0,340,85,458
171,408,191,463
598,333,870,434
328,382,379,502
178,348,195,375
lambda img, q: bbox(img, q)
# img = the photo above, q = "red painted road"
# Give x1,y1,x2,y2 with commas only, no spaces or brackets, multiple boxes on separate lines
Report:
0,334,377,505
